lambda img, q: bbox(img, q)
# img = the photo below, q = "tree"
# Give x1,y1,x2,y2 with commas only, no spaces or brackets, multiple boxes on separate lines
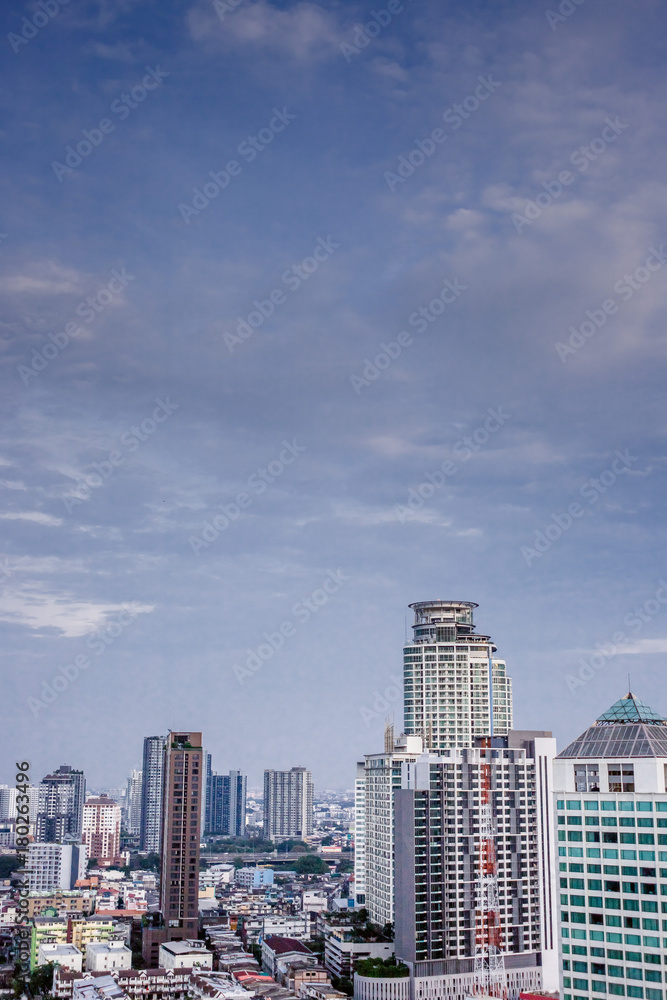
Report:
336,859,353,874
0,855,18,880
321,835,334,846
331,974,353,996
30,962,55,994
294,855,328,875
233,856,244,869
355,957,408,979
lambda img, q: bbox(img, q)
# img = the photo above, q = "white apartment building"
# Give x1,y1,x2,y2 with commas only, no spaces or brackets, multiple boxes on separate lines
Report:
159,940,213,970
125,770,142,836
554,693,667,1000
363,734,425,926
355,762,366,905
38,943,83,971
86,942,132,972
263,767,313,842
394,732,559,1000
403,601,512,750
27,842,88,892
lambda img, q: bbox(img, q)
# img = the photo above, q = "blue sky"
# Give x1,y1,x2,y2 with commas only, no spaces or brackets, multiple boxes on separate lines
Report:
2,0,667,791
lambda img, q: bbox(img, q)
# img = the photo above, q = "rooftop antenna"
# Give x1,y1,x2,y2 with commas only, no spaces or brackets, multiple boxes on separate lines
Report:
628,674,632,697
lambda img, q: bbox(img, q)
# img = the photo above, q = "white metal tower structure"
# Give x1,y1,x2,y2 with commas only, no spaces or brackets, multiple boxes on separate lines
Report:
473,743,506,998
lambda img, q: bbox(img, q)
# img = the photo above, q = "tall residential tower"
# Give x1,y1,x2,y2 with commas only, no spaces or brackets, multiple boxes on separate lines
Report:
159,731,203,939
205,757,246,837
36,765,85,843
263,767,313,842
403,600,512,750
140,736,165,852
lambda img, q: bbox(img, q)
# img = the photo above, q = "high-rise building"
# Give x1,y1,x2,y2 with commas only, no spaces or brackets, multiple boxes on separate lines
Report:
403,600,512,750
125,769,143,836
26,842,88,892
159,731,203,939
36,765,86,843
553,692,667,1000
361,734,425,925
0,785,17,820
204,757,246,837
263,767,313,842
354,762,366,905
140,736,165,853
394,732,559,1000
82,795,122,866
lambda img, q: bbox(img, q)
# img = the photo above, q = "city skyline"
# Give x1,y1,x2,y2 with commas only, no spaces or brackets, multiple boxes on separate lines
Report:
3,0,667,792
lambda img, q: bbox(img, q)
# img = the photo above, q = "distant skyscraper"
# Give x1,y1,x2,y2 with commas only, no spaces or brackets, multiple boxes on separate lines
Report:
403,600,512,749
205,756,246,836
126,769,143,836
0,785,17,821
82,795,122,866
553,693,667,1000
159,731,203,939
140,736,165,852
263,767,313,842
36,765,85,843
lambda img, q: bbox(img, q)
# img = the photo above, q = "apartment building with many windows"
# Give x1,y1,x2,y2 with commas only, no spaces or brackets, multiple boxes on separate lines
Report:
554,693,667,1000
403,601,512,751
393,732,559,1000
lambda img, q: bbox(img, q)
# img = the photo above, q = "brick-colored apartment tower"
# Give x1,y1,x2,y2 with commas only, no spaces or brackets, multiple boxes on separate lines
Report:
143,731,203,966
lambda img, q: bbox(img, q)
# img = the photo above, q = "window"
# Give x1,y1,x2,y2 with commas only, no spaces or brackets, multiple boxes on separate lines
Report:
609,765,635,793
576,765,601,792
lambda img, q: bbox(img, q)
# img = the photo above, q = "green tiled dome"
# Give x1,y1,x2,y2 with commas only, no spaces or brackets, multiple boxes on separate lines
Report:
597,692,665,724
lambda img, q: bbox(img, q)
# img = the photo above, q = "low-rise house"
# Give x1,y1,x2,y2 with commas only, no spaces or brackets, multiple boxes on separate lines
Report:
54,967,196,1000
280,962,330,995
189,971,252,1000
323,928,393,981
38,943,83,972
262,937,317,980
72,974,128,1000
300,985,347,1000
159,940,213,971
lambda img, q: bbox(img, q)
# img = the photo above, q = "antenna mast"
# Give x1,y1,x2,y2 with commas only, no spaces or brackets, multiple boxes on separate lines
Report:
473,740,505,997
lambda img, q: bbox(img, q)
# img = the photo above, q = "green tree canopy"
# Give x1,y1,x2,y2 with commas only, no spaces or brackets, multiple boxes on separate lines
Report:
0,855,18,879
294,855,329,874
355,957,408,979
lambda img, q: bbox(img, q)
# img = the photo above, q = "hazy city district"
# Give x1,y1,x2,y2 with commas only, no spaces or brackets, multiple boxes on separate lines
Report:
3,601,666,1000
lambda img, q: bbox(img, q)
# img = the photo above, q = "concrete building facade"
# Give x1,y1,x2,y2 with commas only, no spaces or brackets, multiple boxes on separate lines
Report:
140,737,165,853
205,759,246,837
554,693,667,1000
159,731,203,940
403,601,512,751
27,842,88,892
82,796,122,866
263,767,313,842
37,766,86,844
393,733,559,1000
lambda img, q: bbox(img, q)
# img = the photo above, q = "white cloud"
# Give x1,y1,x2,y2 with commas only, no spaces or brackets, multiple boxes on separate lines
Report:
187,0,343,61
0,511,62,526
616,638,667,655
0,261,87,296
0,585,154,637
